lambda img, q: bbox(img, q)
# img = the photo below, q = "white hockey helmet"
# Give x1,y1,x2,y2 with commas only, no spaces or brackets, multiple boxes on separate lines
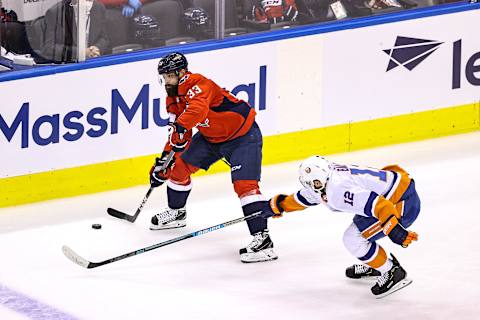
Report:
298,155,332,194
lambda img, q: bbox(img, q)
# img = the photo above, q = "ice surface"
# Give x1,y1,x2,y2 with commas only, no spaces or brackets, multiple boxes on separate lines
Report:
1,132,479,320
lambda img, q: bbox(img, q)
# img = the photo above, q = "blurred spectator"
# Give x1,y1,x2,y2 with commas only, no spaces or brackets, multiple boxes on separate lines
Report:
40,0,109,63
1,6,17,22
99,0,150,17
1,4,29,55
300,0,415,23
253,0,298,24
364,0,402,10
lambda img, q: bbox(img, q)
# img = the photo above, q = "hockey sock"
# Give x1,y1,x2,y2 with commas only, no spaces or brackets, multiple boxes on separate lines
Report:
360,242,393,273
242,201,268,235
167,181,192,209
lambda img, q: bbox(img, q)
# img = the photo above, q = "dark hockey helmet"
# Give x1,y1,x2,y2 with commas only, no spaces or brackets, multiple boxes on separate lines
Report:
157,52,188,75
133,15,161,42
183,7,210,33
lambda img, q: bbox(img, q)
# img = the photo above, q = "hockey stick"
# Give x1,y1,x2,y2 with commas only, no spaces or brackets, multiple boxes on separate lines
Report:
106,150,175,223
63,211,263,269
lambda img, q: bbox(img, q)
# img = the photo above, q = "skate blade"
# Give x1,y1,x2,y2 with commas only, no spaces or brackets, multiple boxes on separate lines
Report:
150,221,186,230
375,278,413,299
348,276,380,282
240,249,278,263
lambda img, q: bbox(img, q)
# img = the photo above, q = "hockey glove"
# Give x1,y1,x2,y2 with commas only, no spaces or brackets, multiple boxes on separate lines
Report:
168,123,188,152
149,151,175,188
128,0,143,10
382,215,418,248
261,194,288,219
121,5,134,17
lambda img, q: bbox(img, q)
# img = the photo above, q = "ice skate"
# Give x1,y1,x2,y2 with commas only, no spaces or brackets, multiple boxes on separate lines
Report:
345,264,381,279
150,208,186,230
239,229,278,263
371,254,412,299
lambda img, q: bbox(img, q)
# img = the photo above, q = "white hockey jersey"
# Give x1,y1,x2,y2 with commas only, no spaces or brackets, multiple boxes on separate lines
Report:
282,163,412,224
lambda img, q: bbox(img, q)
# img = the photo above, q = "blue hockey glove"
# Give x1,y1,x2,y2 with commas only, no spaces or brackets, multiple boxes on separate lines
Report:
128,0,143,10
382,215,418,248
121,5,134,17
260,194,288,219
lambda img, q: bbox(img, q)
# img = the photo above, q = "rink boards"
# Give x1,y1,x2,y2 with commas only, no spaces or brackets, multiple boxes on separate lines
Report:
1,4,479,207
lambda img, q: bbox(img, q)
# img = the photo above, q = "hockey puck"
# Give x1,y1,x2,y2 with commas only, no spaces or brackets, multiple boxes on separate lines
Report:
92,223,102,230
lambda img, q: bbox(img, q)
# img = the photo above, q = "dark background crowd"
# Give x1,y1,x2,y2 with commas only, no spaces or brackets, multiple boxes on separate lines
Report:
0,0,465,64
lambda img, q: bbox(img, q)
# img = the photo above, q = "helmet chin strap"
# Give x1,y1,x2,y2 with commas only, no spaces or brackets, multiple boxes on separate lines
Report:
320,186,328,202
316,178,328,202
176,68,188,78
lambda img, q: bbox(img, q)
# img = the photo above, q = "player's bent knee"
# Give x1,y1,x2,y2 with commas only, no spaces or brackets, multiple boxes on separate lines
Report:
343,223,371,258
169,157,199,185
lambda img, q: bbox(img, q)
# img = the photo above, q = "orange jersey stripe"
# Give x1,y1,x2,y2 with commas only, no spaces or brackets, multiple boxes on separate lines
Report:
361,221,383,240
371,165,411,223
382,165,411,204
372,196,399,224
280,194,307,212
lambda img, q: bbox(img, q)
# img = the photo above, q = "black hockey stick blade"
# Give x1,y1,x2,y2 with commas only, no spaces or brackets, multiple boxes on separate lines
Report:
107,207,136,222
106,186,153,223
106,151,175,223
63,211,263,269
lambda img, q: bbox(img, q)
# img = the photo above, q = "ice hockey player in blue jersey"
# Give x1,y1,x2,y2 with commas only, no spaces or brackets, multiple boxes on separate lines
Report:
260,155,420,298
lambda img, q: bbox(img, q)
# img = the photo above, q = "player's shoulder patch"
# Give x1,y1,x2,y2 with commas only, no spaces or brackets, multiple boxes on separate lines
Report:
178,73,190,85
180,73,205,86
179,73,206,95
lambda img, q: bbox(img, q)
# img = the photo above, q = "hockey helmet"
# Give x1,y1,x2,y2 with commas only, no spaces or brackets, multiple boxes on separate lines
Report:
133,15,162,45
183,7,210,34
157,52,188,75
298,156,332,194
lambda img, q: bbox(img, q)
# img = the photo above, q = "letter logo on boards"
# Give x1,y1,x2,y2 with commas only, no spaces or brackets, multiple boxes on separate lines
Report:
383,36,443,71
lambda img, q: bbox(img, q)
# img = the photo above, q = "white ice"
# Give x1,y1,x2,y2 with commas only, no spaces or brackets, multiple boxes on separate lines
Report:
1,132,479,320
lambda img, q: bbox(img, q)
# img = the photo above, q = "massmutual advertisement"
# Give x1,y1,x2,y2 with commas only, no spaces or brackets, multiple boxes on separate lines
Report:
0,7,479,206
0,44,277,178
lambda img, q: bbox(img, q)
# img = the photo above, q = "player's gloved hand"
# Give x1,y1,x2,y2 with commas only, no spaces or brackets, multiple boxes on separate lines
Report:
128,0,143,10
121,5,134,17
260,194,288,219
149,151,175,188
382,215,418,248
168,122,188,152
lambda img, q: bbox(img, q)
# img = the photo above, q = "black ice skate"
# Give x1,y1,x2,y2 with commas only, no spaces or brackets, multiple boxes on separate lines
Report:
239,229,278,263
345,264,381,279
150,208,186,230
371,254,412,299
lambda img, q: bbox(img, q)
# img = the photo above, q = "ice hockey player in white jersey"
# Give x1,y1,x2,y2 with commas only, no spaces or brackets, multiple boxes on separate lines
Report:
260,155,420,298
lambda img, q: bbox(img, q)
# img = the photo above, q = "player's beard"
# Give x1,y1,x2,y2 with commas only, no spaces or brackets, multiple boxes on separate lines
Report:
165,84,179,97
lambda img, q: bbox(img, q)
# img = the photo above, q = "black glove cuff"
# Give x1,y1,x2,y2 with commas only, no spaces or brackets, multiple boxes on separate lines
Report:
173,122,187,134
388,224,408,245
275,194,288,213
